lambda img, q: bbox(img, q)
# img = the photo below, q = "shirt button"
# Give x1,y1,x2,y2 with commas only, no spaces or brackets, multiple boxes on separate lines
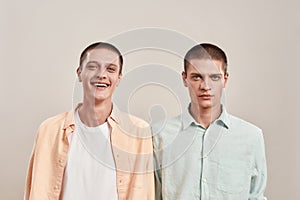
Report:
202,178,207,183
54,185,59,190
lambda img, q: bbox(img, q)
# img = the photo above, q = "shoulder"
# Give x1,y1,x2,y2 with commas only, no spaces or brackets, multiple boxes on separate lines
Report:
35,111,71,140
152,114,182,132
152,114,188,153
227,114,263,137
112,110,153,147
38,112,69,130
229,114,261,130
116,110,150,129
127,113,150,128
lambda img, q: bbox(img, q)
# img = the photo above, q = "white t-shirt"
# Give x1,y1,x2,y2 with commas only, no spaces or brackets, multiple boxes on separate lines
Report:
61,110,118,200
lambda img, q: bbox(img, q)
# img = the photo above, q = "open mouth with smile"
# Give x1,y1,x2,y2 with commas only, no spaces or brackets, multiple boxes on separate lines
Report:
93,82,110,89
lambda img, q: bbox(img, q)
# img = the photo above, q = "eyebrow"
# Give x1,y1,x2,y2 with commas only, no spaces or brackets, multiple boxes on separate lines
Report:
107,63,118,68
86,61,100,66
189,72,201,76
86,61,118,67
189,72,223,76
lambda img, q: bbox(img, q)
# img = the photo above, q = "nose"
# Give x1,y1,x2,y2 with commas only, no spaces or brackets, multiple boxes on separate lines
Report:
200,78,211,91
96,67,107,79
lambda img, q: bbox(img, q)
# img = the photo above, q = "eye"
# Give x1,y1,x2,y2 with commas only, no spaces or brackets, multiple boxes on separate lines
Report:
191,75,201,81
107,65,117,73
86,65,98,70
107,67,116,72
210,74,221,81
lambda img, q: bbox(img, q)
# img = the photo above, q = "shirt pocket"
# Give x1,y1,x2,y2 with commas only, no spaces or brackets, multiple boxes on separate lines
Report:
217,159,251,194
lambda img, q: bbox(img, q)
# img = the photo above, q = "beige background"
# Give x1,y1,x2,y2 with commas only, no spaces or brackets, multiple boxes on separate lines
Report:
1,0,299,199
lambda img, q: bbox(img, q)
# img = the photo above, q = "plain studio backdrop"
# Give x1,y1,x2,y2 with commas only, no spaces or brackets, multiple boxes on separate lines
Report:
1,0,299,199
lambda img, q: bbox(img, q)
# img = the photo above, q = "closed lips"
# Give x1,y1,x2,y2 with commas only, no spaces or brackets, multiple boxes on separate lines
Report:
199,94,212,97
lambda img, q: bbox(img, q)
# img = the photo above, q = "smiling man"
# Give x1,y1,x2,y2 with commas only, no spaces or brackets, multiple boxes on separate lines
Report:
25,42,155,200
153,43,267,200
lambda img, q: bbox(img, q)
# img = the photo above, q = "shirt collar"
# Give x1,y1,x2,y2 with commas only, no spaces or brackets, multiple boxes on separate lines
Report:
182,104,197,130
182,104,231,130
63,104,80,131
63,102,121,131
109,103,121,124
216,105,231,129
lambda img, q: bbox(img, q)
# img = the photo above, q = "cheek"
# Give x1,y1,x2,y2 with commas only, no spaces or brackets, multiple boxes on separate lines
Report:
111,76,121,86
188,85,199,95
81,71,93,79
116,76,121,84
214,85,224,96
212,81,224,88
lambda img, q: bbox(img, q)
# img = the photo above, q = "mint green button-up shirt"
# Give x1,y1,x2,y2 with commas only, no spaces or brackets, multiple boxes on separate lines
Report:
153,105,267,200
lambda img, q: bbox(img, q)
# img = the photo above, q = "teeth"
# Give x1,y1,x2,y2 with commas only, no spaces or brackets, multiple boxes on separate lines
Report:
95,83,108,87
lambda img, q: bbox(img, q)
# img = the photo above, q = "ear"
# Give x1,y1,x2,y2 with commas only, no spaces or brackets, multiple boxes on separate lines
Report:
116,73,122,86
182,71,188,87
223,72,229,87
77,66,82,82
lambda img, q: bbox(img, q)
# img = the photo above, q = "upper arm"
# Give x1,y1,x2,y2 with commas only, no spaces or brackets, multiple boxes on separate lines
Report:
249,130,267,199
24,145,35,200
151,126,162,200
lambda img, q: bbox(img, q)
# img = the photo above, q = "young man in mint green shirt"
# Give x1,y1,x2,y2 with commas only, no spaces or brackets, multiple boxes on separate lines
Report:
153,43,267,200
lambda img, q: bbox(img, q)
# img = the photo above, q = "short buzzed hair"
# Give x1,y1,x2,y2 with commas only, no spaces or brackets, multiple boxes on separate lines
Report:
79,42,123,74
184,43,228,74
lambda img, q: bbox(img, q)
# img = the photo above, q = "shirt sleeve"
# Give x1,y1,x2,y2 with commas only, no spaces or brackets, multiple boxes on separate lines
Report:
24,145,35,200
249,130,267,200
154,153,162,200
152,127,163,200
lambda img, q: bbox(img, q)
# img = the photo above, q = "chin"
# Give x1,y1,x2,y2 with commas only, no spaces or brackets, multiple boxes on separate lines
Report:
198,103,213,109
94,97,108,102
95,94,113,102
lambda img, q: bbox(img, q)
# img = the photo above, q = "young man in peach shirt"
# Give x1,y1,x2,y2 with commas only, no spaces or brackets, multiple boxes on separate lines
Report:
25,42,154,200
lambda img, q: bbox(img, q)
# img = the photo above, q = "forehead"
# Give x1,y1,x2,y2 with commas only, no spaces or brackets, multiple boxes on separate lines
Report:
187,59,225,74
84,48,120,65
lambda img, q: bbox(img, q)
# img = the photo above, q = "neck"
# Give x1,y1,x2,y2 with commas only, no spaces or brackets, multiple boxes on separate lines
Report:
78,99,113,127
189,103,222,129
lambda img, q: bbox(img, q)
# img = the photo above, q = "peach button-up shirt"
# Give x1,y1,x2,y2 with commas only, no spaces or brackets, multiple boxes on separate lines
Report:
25,104,155,200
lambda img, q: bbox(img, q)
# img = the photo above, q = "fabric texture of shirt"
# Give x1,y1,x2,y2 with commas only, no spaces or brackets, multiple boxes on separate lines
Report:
25,104,155,200
61,110,118,200
153,105,267,200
